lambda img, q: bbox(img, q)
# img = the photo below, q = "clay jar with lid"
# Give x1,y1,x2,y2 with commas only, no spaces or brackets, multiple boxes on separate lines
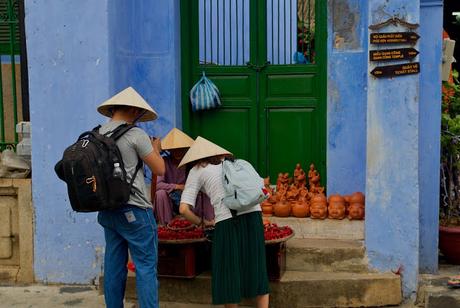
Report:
348,192,365,220
291,200,310,218
327,194,346,220
261,200,273,216
273,199,291,217
310,194,327,219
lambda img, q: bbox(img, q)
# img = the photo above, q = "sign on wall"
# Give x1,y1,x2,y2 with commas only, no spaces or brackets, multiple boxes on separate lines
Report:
368,17,420,79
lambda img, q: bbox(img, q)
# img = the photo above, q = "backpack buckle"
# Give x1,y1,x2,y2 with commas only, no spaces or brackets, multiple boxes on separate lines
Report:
81,139,89,148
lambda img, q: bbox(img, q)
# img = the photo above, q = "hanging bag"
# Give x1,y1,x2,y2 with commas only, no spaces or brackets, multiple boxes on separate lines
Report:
189,72,222,112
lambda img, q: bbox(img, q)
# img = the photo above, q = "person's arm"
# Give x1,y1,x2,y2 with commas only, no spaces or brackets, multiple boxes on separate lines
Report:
179,202,201,225
142,138,165,176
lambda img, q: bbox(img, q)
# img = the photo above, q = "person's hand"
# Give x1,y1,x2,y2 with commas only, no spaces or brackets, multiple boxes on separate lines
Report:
203,219,215,227
151,137,162,153
175,184,185,191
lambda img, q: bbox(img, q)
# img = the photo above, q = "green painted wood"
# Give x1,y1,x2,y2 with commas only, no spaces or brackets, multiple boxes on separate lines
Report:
181,0,326,185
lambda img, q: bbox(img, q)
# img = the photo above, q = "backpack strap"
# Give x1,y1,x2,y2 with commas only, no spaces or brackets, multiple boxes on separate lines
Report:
109,123,137,141
128,158,144,196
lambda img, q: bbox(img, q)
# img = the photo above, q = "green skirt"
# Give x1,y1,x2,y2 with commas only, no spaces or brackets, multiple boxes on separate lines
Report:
212,217,242,305
237,211,270,298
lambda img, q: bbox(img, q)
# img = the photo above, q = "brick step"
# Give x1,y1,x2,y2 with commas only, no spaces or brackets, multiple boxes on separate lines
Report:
268,217,364,240
108,271,401,307
286,238,368,273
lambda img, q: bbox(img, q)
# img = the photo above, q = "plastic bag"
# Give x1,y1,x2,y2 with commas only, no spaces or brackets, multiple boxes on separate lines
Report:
189,72,222,112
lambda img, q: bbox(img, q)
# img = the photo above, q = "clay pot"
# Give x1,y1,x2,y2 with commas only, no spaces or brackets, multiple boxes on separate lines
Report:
439,226,460,264
311,193,327,204
348,203,365,220
350,192,365,204
273,199,291,217
261,201,273,216
328,194,346,220
344,195,352,204
291,200,309,218
310,202,327,219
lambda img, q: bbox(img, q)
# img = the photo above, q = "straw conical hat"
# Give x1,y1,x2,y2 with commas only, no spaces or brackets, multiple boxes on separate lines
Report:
178,136,232,168
97,87,158,122
161,128,194,150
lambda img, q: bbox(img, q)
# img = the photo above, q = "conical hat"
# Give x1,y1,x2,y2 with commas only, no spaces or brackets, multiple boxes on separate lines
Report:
97,87,158,122
161,128,194,150
178,136,232,168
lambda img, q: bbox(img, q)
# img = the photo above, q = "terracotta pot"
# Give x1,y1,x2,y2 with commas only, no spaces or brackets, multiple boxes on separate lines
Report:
262,201,273,216
328,195,346,220
310,202,327,219
350,192,365,204
291,201,309,218
273,199,291,217
344,195,351,204
348,203,365,220
311,193,327,204
439,226,460,264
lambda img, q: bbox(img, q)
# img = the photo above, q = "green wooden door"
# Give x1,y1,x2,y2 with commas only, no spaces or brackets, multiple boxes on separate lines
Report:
181,0,326,182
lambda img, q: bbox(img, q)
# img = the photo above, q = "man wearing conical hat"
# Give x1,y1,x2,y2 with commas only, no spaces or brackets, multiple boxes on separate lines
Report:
96,87,165,308
154,128,214,225
178,137,270,307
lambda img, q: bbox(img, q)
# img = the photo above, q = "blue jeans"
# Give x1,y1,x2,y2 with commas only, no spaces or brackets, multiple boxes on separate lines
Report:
98,205,158,308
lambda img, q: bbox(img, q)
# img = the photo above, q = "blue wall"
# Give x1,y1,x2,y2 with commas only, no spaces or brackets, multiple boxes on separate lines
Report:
26,0,109,283
109,0,182,139
327,0,368,195
27,0,183,284
365,0,421,298
418,0,442,274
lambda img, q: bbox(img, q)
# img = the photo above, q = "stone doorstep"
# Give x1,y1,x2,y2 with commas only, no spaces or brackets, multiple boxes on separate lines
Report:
112,271,401,307
268,217,365,240
417,264,460,308
286,238,368,273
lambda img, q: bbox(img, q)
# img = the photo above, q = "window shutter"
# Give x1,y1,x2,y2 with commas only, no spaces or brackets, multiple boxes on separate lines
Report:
0,0,20,55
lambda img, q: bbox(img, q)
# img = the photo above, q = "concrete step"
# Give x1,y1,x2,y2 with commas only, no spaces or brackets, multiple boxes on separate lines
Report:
268,217,364,240
110,271,401,307
286,238,368,273
417,263,460,308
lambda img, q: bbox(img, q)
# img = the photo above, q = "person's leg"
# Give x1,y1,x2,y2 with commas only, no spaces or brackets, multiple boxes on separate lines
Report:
117,206,158,308
154,190,174,225
98,212,129,308
255,294,269,308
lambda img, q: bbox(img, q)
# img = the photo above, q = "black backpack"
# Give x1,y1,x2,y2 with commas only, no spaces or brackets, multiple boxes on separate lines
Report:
54,124,143,212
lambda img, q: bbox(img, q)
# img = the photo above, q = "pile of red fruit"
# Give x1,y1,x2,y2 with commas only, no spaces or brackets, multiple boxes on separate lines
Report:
167,218,193,230
158,225,205,241
264,223,293,241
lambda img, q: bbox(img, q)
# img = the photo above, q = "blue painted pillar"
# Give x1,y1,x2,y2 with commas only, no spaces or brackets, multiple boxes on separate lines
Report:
365,0,421,298
418,0,443,274
109,0,182,138
26,0,110,283
327,0,368,195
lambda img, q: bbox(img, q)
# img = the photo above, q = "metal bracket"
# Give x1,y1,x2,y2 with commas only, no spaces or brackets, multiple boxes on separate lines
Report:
369,17,419,31
246,61,271,72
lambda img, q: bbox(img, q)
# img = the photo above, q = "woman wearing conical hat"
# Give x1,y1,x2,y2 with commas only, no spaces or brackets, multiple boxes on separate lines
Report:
154,128,214,225
179,137,270,308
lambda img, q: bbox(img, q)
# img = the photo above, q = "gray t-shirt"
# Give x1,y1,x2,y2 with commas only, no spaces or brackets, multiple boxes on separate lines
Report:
99,120,153,209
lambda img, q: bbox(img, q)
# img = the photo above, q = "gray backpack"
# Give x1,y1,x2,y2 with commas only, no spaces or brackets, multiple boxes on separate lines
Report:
222,158,269,211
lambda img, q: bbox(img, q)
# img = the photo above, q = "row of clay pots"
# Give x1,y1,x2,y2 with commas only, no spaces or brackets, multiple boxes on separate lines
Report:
262,192,365,220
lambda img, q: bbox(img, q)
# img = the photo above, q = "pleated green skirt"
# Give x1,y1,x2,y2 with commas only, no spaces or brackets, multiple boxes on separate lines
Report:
237,211,270,298
211,211,269,305
212,218,241,305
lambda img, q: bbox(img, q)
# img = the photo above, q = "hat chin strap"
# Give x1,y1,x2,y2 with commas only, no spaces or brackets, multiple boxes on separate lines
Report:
132,110,147,123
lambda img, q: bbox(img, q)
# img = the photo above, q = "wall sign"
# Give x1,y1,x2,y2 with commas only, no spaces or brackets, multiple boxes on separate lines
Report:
370,62,420,78
370,32,420,45
370,48,419,62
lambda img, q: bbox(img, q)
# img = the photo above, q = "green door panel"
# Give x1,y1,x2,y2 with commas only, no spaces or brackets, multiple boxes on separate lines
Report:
194,108,254,161
266,108,316,179
266,73,316,97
